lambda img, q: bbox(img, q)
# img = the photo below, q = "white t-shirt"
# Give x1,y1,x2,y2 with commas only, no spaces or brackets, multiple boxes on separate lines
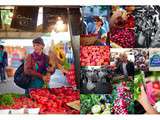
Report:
122,63,128,76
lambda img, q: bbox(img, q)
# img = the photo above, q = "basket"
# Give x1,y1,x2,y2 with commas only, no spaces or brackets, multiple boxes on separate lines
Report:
80,34,97,46
6,67,15,77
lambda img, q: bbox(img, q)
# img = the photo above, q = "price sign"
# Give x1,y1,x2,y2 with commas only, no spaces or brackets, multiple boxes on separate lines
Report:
43,7,68,32
11,7,39,31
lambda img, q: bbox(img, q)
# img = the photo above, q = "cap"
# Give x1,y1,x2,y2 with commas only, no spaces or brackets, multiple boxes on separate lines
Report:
32,37,45,46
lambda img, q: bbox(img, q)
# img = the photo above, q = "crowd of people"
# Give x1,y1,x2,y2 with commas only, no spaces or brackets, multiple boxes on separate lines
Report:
80,67,112,94
135,6,160,48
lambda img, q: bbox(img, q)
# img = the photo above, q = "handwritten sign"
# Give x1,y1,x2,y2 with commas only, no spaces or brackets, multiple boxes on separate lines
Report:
150,54,160,67
43,7,68,32
11,7,39,31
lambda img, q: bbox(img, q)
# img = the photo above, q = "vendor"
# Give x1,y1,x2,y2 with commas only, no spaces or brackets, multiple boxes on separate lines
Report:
116,53,134,80
24,37,53,94
94,16,108,46
87,16,109,46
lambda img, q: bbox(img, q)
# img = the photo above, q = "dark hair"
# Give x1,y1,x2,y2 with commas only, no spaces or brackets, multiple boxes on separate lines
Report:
93,16,103,26
0,45,4,50
32,37,45,46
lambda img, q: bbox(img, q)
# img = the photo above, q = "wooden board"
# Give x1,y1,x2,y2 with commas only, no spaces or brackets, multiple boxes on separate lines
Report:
66,100,80,111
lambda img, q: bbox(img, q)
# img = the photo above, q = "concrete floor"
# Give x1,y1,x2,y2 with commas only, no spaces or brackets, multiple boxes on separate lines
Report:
0,77,25,94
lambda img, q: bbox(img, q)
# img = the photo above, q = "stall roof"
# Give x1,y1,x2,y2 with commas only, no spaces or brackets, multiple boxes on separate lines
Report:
0,32,44,39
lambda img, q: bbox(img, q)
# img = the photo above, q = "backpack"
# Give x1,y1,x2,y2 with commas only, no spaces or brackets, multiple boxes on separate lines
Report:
14,62,32,89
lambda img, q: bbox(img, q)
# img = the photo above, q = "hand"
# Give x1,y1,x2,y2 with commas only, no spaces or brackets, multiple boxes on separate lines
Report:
42,74,51,83
128,76,133,80
119,75,125,79
137,85,159,114
137,85,148,104
47,66,55,74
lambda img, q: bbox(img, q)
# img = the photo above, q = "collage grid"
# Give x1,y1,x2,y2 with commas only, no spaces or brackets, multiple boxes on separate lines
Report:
80,5,160,114
0,5,160,115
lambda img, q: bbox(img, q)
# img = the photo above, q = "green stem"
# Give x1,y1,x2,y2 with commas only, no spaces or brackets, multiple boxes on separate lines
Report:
153,71,158,81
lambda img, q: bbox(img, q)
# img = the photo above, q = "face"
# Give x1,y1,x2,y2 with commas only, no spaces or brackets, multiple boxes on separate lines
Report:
122,54,128,62
95,20,102,27
33,43,44,55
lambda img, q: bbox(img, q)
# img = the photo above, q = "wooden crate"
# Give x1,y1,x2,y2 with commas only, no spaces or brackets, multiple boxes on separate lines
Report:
80,35,97,46
6,67,15,77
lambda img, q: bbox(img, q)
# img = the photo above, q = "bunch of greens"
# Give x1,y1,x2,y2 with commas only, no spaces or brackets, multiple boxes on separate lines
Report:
134,71,144,100
80,94,101,114
0,93,21,106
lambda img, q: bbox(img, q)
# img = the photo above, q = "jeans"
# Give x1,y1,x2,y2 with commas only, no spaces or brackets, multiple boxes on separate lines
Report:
0,67,6,81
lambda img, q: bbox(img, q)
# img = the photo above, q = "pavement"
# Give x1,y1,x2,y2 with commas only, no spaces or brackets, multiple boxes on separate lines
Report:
0,77,25,94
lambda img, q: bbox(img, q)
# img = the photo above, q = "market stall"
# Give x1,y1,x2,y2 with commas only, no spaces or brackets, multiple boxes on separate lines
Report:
0,6,81,114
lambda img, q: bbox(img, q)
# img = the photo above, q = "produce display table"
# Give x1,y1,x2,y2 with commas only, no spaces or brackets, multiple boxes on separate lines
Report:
0,87,80,114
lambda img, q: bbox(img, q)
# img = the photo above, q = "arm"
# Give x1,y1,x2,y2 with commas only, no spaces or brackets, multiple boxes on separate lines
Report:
138,85,159,114
24,54,43,79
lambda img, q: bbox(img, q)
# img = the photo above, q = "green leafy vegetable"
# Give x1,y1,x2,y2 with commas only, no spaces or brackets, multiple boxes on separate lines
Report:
80,94,101,114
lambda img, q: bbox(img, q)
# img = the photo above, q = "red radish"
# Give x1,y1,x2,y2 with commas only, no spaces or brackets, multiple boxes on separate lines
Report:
110,28,135,48
153,81,160,89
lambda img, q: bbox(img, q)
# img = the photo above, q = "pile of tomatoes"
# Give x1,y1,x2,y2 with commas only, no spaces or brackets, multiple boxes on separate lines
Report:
30,87,80,114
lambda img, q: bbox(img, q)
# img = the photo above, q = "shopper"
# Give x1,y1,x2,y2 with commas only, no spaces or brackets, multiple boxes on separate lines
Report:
24,37,52,94
0,45,8,83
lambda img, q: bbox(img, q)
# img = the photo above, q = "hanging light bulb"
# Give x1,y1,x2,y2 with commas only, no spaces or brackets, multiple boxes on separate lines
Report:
55,17,65,32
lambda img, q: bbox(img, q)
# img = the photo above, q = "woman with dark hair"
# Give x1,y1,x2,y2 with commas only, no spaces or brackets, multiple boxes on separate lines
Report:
24,37,54,93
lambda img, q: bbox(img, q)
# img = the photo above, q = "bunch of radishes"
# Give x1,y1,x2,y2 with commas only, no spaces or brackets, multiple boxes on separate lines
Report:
80,46,110,66
112,86,132,114
110,28,135,48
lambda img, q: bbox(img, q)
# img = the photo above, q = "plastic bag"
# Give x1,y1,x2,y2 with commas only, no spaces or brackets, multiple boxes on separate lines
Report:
86,80,96,91
49,69,69,88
